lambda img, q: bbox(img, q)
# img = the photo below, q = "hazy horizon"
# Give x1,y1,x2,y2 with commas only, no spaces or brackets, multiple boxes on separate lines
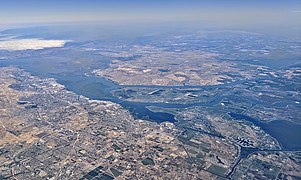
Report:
1,0,300,28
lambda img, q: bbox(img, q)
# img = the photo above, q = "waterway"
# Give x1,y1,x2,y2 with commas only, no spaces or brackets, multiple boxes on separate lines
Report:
0,56,300,151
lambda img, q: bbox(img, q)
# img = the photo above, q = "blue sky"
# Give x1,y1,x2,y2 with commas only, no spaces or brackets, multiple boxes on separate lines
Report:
0,0,300,25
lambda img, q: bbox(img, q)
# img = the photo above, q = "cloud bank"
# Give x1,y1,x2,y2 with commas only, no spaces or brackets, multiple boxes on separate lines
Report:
0,38,69,51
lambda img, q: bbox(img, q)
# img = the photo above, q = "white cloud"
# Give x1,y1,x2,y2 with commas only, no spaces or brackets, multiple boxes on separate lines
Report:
291,10,301,13
0,38,69,51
